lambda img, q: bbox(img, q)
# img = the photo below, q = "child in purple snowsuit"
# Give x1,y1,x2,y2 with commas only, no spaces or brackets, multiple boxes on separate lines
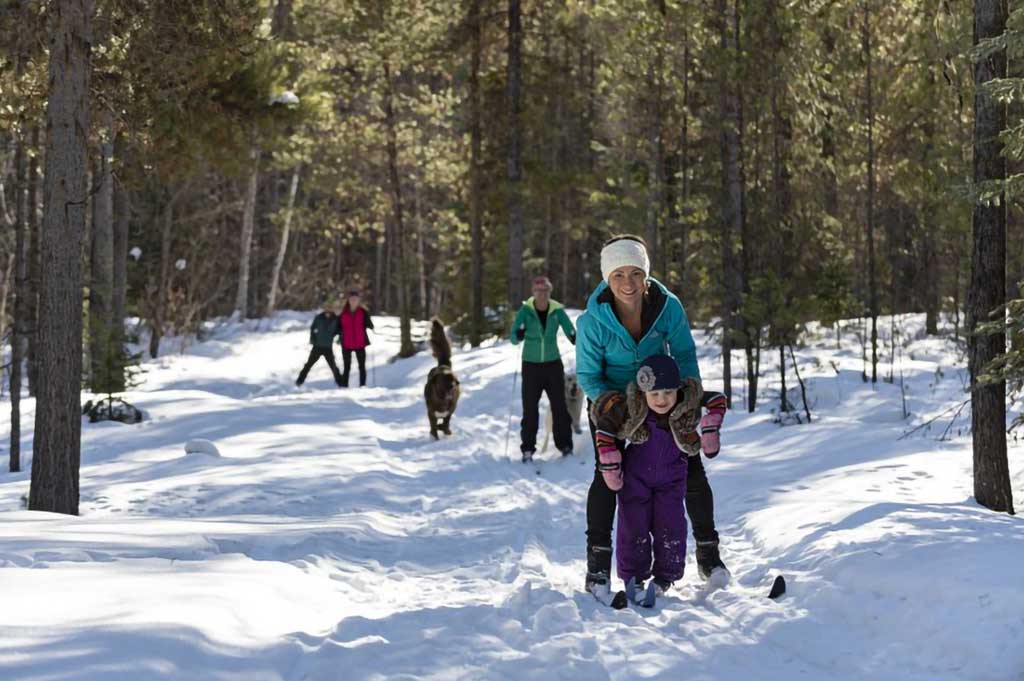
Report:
591,353,725,600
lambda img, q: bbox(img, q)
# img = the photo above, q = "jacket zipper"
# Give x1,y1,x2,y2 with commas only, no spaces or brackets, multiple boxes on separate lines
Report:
533,305,545,361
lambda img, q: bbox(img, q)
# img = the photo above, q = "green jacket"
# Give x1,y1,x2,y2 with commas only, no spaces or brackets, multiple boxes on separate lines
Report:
310,311,340,348
509,298,576,363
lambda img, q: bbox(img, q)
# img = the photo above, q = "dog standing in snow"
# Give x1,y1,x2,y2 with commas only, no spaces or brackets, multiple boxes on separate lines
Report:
424,319,460,439
541,372,585,452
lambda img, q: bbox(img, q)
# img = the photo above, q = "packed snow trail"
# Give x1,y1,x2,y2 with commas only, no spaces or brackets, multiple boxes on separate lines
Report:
0,311,1022,681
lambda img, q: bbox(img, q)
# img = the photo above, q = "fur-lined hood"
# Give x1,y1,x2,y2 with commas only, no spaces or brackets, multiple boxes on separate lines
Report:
615,379,704,455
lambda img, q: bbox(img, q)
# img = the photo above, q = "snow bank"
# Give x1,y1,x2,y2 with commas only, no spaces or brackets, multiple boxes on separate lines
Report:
0,310,1020,680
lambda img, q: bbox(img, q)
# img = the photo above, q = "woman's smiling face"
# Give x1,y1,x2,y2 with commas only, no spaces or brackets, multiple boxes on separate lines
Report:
608,266,647,306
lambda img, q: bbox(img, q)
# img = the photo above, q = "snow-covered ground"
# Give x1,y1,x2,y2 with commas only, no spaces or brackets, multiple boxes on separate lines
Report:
1,311,1022,681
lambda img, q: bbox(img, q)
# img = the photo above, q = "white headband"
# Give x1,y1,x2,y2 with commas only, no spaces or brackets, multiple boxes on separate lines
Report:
600,239,650,282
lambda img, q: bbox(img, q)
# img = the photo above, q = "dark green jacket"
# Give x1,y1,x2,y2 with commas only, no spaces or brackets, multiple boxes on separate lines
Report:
509,298,576,363
310,311,340,348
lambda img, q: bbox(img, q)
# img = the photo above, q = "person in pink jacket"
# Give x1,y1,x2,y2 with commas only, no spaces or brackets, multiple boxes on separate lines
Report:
339,289,374,387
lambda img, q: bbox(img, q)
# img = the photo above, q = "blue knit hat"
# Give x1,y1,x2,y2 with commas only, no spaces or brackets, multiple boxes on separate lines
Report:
636,354,681,392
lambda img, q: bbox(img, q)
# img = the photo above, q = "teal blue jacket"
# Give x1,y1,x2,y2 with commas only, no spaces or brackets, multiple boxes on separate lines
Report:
575,278,700,400
509,298,576,363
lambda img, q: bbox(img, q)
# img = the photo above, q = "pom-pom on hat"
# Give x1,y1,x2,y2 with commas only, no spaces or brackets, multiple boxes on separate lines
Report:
636,354,681,392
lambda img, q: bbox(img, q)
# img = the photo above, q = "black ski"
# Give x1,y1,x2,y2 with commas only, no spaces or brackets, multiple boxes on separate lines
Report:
589,585,628,609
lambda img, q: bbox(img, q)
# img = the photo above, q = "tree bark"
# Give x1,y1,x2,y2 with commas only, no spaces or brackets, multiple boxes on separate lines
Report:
922,93,941,336
30,0,92,515
150,183,186,359
821,24,840,222
383,61,415,357
26,125,40,396
506,0,524,307
779,344,789,413
968,0,1013,514
717,0,743,408
643,4,667,274
271,0,294,39
863,2,879,383
468,0,484,346
266,166,299,316
111,134,129,392
374,226,384,313
412,182,429,319
678,25,692,294
89,115,114,393
10,125,27,473
235,148,259,319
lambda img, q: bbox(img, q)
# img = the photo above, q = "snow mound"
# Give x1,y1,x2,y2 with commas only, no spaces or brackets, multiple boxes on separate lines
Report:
184,439,221,457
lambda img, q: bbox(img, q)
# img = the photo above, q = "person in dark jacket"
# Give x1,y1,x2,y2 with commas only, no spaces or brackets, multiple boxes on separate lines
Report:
296,304,344,387
339,288,374,387
509,276,576,461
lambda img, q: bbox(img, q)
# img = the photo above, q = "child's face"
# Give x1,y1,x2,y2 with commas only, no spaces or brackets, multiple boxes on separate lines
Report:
645,388,677,414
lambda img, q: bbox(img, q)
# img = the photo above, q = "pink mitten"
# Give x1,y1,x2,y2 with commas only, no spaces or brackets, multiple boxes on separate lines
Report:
595,430,623,491
700,393,727,458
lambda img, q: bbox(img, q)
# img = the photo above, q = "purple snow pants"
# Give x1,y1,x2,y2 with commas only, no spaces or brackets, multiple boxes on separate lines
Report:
616,420,689,585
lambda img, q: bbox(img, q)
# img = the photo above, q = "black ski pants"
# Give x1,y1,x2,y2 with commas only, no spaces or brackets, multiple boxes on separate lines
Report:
520,360,573,453
342,348,367,387
297,347,343,386
585,400,719,561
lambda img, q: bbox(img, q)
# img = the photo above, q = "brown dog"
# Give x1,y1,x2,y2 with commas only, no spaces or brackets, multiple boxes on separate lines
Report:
424,319,460,439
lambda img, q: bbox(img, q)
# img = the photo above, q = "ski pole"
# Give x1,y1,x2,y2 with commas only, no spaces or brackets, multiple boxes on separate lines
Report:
368,330,376,387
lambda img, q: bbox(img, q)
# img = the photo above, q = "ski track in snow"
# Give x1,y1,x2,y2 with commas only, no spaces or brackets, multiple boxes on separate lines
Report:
1,311,1022,680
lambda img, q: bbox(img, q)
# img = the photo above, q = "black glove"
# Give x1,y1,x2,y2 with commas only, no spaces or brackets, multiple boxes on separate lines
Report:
515,326,526,341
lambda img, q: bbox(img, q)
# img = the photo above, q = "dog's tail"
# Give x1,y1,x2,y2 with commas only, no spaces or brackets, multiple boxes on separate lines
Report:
430,318,452,367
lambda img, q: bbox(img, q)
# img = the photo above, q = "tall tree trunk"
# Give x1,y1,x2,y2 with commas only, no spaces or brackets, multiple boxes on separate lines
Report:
717,0,743,408
968,0,1013,514
779,344,789,412
235,148,259,319
0,255,13,376
30,0,92,515
111,139,128,392
150,184,185,359
468,0,484,346
383,61,414,357
374,225,384,313
413,184,429,319
644,21,664,272
678,25,692,293
271,0,293,39
863,2,879,383
89,115,114,393
506,0,524,307
266,166,299,316
922,93,941,335
821,23,840,222
10,125,27,473
923,229,940,334
26,125,40,396
769,0,795,406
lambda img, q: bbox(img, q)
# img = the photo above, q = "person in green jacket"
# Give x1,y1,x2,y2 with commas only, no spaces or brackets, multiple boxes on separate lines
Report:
509,276,577,462
295,303,344,387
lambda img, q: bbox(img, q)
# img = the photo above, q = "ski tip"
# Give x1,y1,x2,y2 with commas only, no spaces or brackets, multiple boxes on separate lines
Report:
610,590,628,609
768,575,786,600
641,582,658,608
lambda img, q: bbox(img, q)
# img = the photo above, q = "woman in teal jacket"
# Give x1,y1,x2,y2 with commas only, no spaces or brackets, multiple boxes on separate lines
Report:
576,235,729,599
